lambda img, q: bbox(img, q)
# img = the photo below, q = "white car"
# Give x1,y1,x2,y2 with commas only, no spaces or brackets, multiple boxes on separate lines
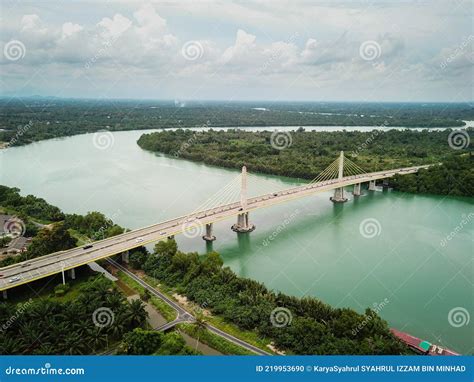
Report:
135,237,144,243
9,276,20,283
159,231,167,235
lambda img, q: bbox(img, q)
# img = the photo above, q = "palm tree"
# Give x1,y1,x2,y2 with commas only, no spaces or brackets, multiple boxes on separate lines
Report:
193,311,208,331
124,299,148,328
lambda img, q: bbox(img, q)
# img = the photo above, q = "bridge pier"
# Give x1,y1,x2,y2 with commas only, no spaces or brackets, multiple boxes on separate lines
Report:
2,290,7,299
121,251,129,263
330,187,348,203
330,151,348,203
232,212,255,233
69,268,76,280
382,179,390,189
353,183,362,196
202,223,216,242
368,180,376,191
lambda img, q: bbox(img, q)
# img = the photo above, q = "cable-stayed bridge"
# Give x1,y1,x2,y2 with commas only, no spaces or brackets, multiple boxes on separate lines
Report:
0,152,431,295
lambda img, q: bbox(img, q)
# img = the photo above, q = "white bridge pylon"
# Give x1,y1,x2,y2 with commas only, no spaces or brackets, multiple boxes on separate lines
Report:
183,151,369,241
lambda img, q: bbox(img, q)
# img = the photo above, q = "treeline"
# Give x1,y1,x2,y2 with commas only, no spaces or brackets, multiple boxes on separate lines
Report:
0,276,148,355
134,240,408,355
1,98,470,146
391,155,473,197
0,185,64,223
0,185,125,267
119,328,199,355
137,129,472,196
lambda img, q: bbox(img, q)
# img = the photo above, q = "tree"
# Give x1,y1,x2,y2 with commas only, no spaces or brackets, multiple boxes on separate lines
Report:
122,328,163,355
26,223,77,260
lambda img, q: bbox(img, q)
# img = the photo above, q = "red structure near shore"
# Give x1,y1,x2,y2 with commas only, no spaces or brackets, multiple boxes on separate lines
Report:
391,328,459,356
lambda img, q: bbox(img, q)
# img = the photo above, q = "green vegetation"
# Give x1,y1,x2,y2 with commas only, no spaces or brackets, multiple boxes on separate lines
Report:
114,269,177,322
0,185,64,223
137,128,473,197
0,185,126,267
131,240,408,355
1,99,471,147
178,323,253,355
119,328,200,355
391,155,474,197
64,212,124,241
0,276,148,355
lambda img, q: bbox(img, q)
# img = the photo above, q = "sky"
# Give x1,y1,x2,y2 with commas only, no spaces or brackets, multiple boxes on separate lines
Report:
0,0,473,102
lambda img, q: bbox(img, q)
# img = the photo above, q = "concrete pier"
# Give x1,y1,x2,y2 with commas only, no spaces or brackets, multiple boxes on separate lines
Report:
2,290,7,299
121,251,129,263
202,223,216,241
331,187,348,203
368,180,376,191
231,212,255,233
69,268,76,280
353,183,362,196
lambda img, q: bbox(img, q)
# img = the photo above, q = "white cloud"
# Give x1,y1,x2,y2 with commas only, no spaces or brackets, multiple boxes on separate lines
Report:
61,22,83,38
0,1,471,101
97,14,132,39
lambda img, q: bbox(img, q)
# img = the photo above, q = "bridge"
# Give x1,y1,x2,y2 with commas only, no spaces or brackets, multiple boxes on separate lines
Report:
0,152,431,296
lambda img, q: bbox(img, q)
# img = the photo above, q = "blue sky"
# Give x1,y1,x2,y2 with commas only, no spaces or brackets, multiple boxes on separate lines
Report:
0,0,472,102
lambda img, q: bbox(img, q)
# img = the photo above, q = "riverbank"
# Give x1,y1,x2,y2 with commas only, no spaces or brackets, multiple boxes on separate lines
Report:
1,130,472,354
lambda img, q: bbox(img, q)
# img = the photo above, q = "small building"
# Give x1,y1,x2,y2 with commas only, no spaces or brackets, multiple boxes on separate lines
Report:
1,236,31,255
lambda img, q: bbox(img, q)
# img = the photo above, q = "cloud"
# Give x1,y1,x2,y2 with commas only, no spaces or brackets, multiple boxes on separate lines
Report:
0,1,472,101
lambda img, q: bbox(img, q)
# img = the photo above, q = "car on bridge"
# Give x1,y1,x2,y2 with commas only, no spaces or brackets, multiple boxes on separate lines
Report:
9,276,21,283
83,244,93,250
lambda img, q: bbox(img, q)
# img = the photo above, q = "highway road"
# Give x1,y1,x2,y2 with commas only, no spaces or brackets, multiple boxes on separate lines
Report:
0,165,429,291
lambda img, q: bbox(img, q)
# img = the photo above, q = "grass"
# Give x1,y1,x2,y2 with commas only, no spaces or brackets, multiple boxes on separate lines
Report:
1,270,99,305
114,269,177,322
137,272,275,354
68,228,90,246
206,315,276,355
177,323,254,355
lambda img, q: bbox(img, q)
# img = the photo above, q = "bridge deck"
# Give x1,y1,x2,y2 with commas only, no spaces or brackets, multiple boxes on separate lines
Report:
0,165,430,291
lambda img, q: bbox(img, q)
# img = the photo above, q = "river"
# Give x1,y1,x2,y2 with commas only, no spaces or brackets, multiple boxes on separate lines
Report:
0,129,472,354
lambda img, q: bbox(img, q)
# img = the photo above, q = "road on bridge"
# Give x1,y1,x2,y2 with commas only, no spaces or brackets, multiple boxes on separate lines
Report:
0,164,429,292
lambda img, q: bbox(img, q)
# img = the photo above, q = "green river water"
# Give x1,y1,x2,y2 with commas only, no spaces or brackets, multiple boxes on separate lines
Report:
0,129,472,354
